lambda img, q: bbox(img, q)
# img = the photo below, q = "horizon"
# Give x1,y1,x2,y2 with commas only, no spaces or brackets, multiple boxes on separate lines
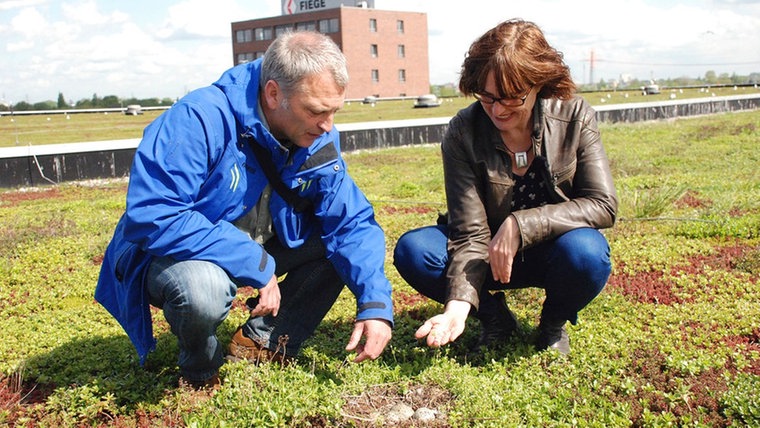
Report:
4,72,759,107
2,0,760,104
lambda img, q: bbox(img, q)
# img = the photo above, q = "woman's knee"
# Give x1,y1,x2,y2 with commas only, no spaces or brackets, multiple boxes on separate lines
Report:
554,229,611,282
392,229,417,270
393,225,447,275
557,227,609,259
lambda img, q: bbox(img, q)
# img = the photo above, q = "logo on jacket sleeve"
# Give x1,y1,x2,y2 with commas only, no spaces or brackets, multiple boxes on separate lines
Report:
230,164,241,192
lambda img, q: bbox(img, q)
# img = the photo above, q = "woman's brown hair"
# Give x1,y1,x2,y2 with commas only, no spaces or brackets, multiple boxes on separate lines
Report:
459,19,576,100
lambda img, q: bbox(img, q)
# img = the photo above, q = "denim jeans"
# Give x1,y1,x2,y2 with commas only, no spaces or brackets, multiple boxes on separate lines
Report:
146,233,343,382
393,225,611,325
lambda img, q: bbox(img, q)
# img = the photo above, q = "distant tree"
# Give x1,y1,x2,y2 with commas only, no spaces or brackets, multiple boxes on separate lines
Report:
715,73,730,84
33,101,57,110
672,76,692,87
91,93,100,107
57,92,66,109
13,101,33,111
75,98,93,108
704,70,718,84
101,95,121,108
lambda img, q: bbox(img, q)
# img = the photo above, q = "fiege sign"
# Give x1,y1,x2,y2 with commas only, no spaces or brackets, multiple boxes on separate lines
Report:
281,0,374,15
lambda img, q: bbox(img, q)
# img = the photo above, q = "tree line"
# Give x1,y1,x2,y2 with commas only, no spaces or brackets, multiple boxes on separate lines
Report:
1,93,176,112
2,70,758,112
578,70,760,92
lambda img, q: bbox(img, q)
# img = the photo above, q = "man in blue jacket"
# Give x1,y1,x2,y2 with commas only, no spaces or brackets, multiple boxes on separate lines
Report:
95,31,394,388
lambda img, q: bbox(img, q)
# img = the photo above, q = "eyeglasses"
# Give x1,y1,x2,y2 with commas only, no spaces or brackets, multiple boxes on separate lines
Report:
474,86,533,107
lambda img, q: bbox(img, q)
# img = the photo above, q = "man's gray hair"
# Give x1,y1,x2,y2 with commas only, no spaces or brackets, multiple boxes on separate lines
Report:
261,31,348,97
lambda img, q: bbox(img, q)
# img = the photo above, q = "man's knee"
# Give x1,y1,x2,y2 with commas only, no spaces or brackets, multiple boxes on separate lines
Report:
149,258,236,318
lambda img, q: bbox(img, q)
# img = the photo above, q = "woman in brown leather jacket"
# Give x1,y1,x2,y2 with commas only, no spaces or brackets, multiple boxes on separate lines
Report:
393,19,617,355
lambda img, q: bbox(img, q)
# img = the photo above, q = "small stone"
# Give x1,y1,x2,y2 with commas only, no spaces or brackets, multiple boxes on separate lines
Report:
412,407,437,421
385,403,414,424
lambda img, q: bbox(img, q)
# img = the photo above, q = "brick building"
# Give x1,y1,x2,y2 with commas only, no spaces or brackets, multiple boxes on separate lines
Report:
230,4,429,100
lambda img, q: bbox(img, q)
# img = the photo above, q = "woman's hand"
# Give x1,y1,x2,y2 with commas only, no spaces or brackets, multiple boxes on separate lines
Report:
414,300,471,347
488,215,521,284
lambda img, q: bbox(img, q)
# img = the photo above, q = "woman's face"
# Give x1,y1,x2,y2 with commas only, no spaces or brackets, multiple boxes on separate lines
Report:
477,72,538,134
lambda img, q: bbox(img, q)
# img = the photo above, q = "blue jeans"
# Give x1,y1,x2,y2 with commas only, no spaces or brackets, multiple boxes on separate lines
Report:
393,225,611,325
146,233,343,382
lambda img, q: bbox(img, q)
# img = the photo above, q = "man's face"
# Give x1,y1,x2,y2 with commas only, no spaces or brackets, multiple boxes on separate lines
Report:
265,73,345,148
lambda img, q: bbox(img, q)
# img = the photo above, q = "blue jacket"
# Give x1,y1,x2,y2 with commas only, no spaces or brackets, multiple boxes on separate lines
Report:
95,59,394,364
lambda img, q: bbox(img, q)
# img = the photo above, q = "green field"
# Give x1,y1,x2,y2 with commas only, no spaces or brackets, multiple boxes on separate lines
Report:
2,85,758,148
1,109,758,426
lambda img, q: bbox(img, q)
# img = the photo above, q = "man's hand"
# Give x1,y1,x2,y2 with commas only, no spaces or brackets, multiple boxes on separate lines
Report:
488,215,521,284
346,319,392,363
249,275,281,317
414,300,471,348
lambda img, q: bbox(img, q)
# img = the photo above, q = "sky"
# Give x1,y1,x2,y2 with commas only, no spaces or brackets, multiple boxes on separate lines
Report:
1,0,759,105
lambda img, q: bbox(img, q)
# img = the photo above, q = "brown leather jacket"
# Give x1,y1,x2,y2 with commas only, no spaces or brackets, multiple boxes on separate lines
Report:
442,96,618,309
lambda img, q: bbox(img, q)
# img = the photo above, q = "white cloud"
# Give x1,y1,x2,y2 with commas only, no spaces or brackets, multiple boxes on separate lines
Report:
157,0,266,40
0,0,45,11
61,0,126,26
6,39,34,52
1,0,759,104
9,6,47,37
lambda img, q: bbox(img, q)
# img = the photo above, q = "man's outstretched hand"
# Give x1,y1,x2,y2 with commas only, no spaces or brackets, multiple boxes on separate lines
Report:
346,319,392,363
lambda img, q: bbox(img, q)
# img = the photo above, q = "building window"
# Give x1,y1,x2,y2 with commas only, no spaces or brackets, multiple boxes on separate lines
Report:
237,52,255,64
397,20,404,33
398,69,406,83
255,27,273,41
318,18,339,33
296,21,316,31
370,44,378,58
397,44,405,58
371,69,379,83
236,29,252,43
275,24,293,37
369,18,377,32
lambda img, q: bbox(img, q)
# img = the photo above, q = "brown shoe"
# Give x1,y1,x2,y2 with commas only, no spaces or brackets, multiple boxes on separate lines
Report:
227,327,294,366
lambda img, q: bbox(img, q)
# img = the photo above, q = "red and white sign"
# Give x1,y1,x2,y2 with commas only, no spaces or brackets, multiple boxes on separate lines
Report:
282,0,374,15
